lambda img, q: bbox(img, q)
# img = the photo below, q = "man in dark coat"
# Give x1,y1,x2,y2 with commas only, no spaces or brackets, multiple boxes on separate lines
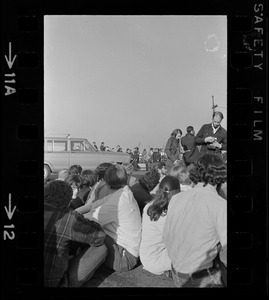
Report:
195,111,227,161
181,126,200,165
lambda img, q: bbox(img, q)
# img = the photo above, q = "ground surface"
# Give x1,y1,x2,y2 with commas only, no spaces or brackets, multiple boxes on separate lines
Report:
83,261,176,288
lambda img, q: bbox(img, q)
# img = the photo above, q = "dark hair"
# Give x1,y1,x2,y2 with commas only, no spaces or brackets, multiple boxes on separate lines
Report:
81,169,95,188
170,128,182,137
69,164,82,175
149,161,166,172
104,164,127,189
65,174,83,189
93,162,113,182
186,126,194,133
213,111,224,120
44,180,72,207
189,154,227,187
139,168,160,192
147,176,180,221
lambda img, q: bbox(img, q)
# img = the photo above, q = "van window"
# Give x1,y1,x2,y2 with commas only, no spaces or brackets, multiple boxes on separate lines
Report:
53,140,67,152
46,140,53,152
71,141,84,151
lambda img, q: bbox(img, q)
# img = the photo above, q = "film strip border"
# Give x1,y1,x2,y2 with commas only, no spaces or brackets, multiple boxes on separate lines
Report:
228,2,267,293
2,7,44,298
1,1,267,298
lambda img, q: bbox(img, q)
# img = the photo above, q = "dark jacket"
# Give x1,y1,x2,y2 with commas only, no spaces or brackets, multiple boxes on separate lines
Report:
152,152,161,163
164,136,180,165
181,133,200,164
195,123,227,160
130,183,153,216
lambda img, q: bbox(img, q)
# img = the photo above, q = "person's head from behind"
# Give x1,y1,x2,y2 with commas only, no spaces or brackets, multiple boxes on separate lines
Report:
147,175,180,221
81,169,95,188
44,180,72,208
94,162,113,182
169,165,192,186
69,164,82,175
212,111,224,129
189,154,227,188
122,162,134,176
171,128,182,140
57,169,70,181
149,161,167,176
186,126,194,135
65,174,83,191
139,168,160,192
104,164,128,190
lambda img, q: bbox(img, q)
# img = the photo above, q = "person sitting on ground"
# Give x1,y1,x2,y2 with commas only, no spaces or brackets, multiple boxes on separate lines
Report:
65,174,84,209
83,164,142,272
140,176,181,276
130,168,160,216
149,162,168,195
56,169,70,181
76,162,114,214
122,162,138,187
169,164,194,192
68,164,83,176
163,153,227,288
44,180,107,287
77,169,95,204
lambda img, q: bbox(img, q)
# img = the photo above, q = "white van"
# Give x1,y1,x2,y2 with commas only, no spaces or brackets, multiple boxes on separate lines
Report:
44,135,131,180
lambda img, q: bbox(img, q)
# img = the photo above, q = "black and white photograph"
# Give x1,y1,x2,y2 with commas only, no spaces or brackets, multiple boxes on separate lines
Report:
44,15,227,288
2,0,268,296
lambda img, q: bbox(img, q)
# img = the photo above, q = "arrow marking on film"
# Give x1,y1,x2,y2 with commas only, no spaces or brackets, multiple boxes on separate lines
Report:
4,193,16,220
5,42,17,69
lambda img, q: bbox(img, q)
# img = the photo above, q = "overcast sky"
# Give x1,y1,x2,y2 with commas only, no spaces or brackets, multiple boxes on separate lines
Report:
44,15,227,151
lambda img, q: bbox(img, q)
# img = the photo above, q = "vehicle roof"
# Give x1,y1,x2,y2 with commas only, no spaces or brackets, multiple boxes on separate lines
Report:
45,137,88,140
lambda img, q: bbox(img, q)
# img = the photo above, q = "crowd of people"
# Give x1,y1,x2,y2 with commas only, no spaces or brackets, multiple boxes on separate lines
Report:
93,141,167,172
44,111,227,288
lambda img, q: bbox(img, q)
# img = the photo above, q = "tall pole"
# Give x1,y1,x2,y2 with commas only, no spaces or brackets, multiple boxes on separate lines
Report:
212,95,217,115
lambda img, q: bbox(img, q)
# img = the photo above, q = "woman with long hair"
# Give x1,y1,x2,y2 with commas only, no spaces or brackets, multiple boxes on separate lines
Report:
164,129,184,171
139,175,181,276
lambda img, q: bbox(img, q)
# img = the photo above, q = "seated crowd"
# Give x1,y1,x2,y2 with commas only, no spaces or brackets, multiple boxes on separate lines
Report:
44,154,227,288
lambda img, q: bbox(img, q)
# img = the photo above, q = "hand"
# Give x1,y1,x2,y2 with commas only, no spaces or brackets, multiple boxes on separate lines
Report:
213,141,222,149
205,136,216,143
72,187,79,199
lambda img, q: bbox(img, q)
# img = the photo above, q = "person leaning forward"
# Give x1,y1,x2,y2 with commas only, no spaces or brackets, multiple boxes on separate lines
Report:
44,180,107,287
164,129,184,170
195,111,227,161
